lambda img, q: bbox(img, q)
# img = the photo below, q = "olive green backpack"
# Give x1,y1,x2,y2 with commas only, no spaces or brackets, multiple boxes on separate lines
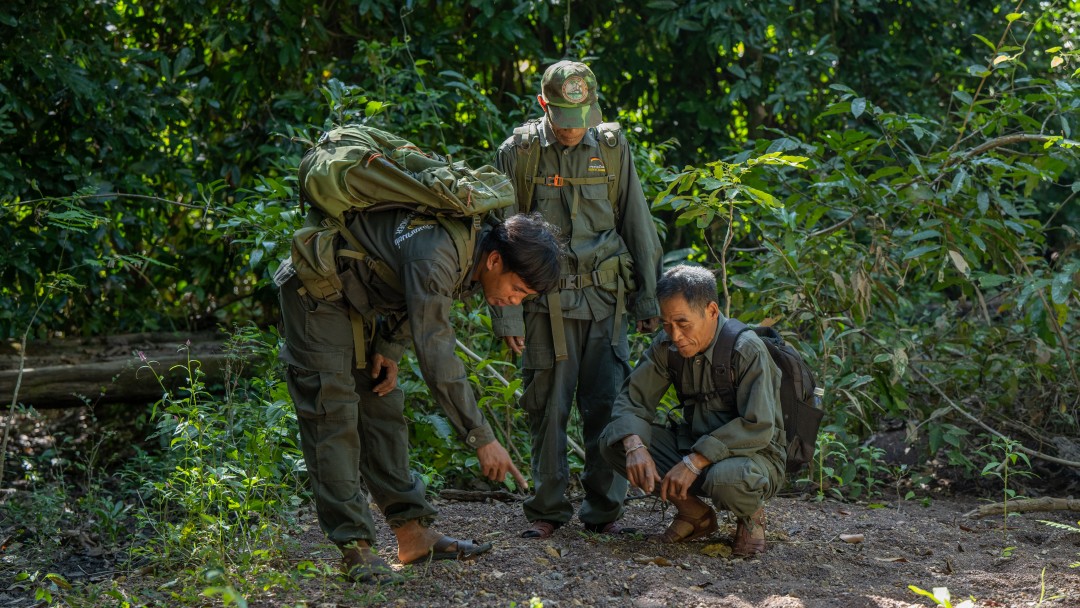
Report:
288,124,516,368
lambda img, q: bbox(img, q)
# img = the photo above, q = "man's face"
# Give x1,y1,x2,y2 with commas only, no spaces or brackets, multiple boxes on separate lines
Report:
548,118,587,147
660,295,720,358
477,251,537,307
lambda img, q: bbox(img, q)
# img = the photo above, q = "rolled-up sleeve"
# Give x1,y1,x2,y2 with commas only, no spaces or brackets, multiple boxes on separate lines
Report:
402,258,495,448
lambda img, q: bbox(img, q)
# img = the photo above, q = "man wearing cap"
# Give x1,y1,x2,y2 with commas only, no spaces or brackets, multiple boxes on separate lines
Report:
492,60,663,539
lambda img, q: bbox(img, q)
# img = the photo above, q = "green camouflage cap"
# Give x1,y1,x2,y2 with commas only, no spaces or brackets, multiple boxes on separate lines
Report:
540,60,603,129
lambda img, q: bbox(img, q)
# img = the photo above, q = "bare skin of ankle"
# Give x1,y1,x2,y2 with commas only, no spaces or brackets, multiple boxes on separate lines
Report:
393,519,446,564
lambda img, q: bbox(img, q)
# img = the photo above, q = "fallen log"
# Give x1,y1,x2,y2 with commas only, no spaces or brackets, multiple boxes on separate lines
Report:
1,332,233,409
963,496,1080,518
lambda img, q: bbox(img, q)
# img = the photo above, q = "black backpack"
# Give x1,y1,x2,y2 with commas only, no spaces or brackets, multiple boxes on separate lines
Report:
667,319,824,474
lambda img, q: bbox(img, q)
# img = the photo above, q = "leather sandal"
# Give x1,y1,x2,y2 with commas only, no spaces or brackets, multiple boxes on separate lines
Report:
403,535,492,566
732,507,767,556
584,521,637,535
340,542,404,585
652,508,719,544
521,520,560,539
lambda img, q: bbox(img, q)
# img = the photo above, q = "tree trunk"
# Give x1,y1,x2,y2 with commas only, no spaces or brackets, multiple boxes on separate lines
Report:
1,332,233,409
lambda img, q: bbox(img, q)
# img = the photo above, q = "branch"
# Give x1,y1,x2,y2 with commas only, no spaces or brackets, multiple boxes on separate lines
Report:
963,496,1080,518
909,365,1080,469
8,192,215,210
455,339,587,461
732,213,858,254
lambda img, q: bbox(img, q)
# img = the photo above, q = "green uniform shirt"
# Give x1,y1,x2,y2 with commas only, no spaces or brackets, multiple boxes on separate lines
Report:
604,316,786,465
490,119,662,335
280,209,495,448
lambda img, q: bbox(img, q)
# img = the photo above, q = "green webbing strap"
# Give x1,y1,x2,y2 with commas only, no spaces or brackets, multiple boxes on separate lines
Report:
557,268,618,290
547,290,568,362
515,123,541,214
348,306,368,370
325,216,402,292
613,277,625,347
435,215,479,293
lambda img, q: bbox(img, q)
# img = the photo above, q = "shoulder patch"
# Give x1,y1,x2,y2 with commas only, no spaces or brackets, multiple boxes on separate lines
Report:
587,157,606,172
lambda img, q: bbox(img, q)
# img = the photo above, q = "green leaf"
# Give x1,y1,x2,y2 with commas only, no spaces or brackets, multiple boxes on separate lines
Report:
908,229,941,242
867,166,904,181
1051,272,1075,304
1006,12,1024,22
977,190,989,214
973,34,997,52
646,0,678,8
851,98,867,118
675,19,704,31
745,187,778,206
977,273,1012,288
903,244,941,260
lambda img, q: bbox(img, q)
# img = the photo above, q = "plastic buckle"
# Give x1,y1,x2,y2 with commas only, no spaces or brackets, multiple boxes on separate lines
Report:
545,175,564,187
561,275,579,290
591,270,605,286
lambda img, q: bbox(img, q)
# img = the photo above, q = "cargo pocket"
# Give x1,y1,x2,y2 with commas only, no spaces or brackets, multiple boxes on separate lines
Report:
579,183,614,231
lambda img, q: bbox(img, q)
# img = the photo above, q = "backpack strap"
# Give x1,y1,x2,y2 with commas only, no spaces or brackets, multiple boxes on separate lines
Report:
664,318,750,418
513,121,543,215
711,318,750,404
596,122,623,222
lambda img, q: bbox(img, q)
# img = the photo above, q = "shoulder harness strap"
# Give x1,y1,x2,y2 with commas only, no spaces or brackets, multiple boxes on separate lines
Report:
596,121,623,221
712,318,751,405
513,121,543,215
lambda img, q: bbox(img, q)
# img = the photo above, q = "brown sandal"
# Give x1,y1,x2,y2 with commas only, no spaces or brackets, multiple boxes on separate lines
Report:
521,520,560,539
732,507,767,556
652,508,719,544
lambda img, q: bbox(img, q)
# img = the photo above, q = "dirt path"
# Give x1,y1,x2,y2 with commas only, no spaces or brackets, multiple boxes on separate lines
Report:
267,492,1080,607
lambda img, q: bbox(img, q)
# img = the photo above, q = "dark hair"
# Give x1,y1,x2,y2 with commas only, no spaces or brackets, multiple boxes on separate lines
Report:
480,212,564,293
655,265,718,313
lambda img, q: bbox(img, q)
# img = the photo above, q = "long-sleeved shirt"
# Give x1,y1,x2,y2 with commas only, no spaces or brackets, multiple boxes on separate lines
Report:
603,316,786,465
280,208,495,448
490,118,662,336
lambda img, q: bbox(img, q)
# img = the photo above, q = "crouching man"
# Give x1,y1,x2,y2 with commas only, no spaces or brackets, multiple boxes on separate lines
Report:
599,265,786,555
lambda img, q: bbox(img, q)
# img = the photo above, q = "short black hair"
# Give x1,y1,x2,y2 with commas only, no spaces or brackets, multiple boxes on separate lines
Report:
480,213,564,294
656,265,718,313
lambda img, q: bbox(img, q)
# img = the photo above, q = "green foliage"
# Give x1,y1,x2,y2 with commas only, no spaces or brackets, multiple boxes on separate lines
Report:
3,9,1080,597
908,585,976,608
658,5,1080,466
975,435,1034,534
809,432,889,501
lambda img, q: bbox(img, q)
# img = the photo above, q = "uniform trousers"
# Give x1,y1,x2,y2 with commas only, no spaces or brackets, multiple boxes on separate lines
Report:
280,274,435,546
520,311,631,526
600,422,784,519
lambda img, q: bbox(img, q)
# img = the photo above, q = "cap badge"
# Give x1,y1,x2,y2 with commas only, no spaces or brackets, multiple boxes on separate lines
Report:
561,75,589,104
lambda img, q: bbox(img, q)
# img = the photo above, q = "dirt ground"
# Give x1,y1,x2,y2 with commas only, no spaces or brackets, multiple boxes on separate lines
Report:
260,489,1080,608
3,483,1080,607
2,408,1079,607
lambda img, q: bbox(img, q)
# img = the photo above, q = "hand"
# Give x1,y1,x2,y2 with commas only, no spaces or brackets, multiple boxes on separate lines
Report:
660,459,700,502
476,440,529,491
503,335,525,356
623,435,661,494
636,317,660,334
370,353,399,397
